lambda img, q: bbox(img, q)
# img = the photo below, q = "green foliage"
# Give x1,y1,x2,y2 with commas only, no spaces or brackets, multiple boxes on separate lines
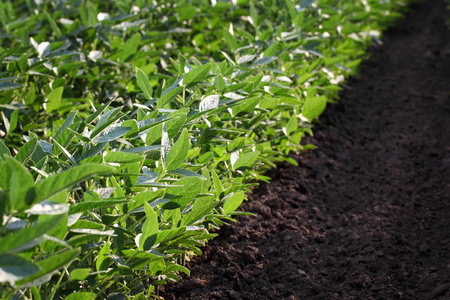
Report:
0,0,414,298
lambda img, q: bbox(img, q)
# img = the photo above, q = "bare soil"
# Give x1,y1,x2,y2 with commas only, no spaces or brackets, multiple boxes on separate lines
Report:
162,0,450,299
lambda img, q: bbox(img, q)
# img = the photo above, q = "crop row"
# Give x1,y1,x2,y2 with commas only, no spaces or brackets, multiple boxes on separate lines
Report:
0,0,412,299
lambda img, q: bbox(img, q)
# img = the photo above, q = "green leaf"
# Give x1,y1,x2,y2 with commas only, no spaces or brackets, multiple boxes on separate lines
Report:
54,111,77,139
0,215,64,254
85,98,115,124
215,75,226,91
128,189,165,211
0,82,22,91
52,138,77,166
283,115,298,136
140,202,158,250
250,1,258,27
17,248,81,287
8,109,18,134
210,169,223,200
302,96,327,120
65,292,96,300
165,128,189,171
183,64,211,87
223,191,246,214
46,86,64,113
0,140,11,161
146,112,187,146
180,196,218,226
163,177,203,209
223,28,237,52
136,67,153,99
227,137,247,152
5,157,35,212
92,126,131,143
34,164,115,204
69,268,91,281
90,107,123,138
121,145,163,154
148,257,164,276
155,227,186,245
169,168,206,179
232,151,260,170
69,198,130,215
104,152,143,164
96,242,110,272
43,10,62,38
157,86,183,109
16,135,37,164
0,254,40,285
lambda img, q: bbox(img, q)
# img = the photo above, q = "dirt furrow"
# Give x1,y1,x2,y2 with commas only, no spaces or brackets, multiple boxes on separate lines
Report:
162,0,450,298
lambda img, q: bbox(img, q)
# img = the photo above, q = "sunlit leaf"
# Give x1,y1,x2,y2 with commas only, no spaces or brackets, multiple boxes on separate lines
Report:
136,67,153,99
165,128,189,171
223,191,246,214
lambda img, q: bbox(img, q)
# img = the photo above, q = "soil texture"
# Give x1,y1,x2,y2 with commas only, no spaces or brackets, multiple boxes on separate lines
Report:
162,0,450,299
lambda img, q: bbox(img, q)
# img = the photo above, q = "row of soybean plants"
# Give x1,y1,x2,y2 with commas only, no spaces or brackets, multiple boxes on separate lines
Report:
0,0,412,299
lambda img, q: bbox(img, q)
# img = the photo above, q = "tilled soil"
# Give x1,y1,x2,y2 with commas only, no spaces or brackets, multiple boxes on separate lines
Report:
162,0,450,299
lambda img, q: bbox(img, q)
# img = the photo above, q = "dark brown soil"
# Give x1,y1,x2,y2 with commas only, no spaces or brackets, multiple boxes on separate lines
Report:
162,0,450,299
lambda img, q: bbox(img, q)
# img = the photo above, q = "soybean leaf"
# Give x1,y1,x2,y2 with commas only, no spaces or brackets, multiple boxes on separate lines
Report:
54,111,77,139
183,64,211,87
169,168,206,179
69,269,91,281
136,67,153,99
92,126,131,143
210,169,223,200
46,87,64,113
0,140,11,161
0,82,22,92
140,202,158,250
0,254,40,285
199,95,220,112
121,145,163,154
91,107,123,138
302,96,327,120
104,152,143,164
157,86,183,109
155,227,186,245
16,135,37,164
17,248,81,288
8,109,18,134
65,293,96,300
223,28,237,52
128,189,165,211
85,98,115,124
254,56,277,66
69,198,130,215
232,151,260,170
223,191,246,214
52,138,77,166
180,196,218,226
43,11,62,38
5,157,35,212
163,177,202,209
165,128,189,171
0,215,64,254
283,115,298,136
96,242,110,272
34,164,115,204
